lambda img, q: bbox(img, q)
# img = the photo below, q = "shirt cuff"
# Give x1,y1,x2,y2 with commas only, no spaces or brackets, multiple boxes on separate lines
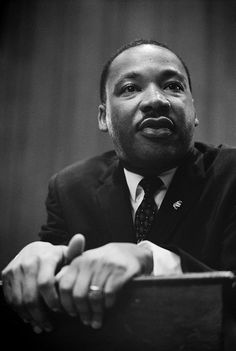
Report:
137,240,183,276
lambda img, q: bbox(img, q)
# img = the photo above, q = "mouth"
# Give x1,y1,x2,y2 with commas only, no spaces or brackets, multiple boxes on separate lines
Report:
137,117,175,138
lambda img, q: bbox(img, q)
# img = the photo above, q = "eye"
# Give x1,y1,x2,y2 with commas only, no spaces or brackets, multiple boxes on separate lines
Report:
121,84,140,94
165,82,184,92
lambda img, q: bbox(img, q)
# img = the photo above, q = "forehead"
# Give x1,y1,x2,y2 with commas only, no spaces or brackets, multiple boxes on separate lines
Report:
108,44,187,85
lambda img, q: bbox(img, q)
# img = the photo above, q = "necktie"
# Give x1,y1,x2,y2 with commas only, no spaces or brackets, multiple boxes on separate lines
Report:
135,177,163,243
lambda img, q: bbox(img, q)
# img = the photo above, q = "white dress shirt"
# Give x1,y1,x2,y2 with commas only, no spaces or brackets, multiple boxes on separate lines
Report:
124,168,183,276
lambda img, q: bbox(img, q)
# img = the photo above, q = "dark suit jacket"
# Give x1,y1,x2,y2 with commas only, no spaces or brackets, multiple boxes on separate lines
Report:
39,142,236,273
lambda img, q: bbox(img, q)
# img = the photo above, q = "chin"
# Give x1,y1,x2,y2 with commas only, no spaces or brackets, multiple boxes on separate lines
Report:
121,145,190,174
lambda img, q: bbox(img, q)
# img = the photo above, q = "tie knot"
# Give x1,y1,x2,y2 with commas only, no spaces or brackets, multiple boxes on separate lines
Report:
139,177,163,195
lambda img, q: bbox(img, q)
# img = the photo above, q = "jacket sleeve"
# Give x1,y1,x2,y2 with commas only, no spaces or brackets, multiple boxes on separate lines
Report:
221,203,236,274
177,248,214,273
38,174,70,245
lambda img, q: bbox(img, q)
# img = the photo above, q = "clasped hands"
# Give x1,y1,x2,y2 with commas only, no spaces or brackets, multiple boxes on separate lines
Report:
1,234,153,333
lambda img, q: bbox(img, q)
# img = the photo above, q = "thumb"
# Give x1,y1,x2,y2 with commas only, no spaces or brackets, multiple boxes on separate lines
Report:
66,233,85,263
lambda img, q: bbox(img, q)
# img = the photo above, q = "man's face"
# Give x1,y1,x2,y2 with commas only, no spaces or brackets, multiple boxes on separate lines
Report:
98,44,198,174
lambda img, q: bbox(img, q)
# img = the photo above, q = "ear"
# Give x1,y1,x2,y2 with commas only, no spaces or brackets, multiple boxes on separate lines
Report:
98,104,108,132
194,115,199,127
191,99,199,127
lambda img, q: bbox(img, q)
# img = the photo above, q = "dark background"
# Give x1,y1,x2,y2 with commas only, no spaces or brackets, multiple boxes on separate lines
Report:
0,0,236,270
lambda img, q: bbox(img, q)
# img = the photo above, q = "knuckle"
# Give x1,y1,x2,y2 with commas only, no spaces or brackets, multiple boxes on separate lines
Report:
21,258,39,275
72,290,85,301
22,292,37,308
38,277,53,292
59,279,72,293
9,295,22,308
73,294,86,309
1,268,8,277
59,285,70,295
86,257,97,270
3,265,19,280
80,252,101,268
104,287,114,296
103,261,116,270
23,297,36,309
116,265,126,274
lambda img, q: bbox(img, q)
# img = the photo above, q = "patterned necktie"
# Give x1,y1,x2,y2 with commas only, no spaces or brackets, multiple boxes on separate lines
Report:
135,177,163,243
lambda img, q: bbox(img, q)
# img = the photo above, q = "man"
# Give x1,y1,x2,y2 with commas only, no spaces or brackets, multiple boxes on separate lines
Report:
2,39,236,335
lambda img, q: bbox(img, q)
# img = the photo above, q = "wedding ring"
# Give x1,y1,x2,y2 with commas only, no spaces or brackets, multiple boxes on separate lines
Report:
89,285,101,292
88,285,103,300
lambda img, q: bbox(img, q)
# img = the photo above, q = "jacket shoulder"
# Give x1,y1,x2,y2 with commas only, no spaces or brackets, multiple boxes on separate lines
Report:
195,141,236,172
50,150,118,188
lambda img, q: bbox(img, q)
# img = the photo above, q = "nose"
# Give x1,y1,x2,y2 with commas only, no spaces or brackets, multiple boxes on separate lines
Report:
140,85,170,114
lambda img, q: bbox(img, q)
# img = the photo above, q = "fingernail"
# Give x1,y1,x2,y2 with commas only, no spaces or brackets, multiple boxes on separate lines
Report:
91,320,102,329
33,326,42,334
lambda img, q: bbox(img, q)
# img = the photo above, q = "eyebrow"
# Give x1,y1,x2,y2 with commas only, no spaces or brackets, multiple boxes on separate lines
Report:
161,69,187,83
115,68,187,86
115,71,141,85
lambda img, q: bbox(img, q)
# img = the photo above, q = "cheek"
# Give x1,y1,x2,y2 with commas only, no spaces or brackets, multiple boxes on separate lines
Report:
105,108,126,140
107,103,134,130
175,100,195,123
184,97,195,116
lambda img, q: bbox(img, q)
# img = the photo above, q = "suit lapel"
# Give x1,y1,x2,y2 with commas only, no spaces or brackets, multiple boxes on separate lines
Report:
95,160,136,243
148,148,206,244
95,146,207,246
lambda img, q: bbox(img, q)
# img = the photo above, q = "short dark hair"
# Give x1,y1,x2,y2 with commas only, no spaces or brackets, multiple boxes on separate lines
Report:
99,38,192,104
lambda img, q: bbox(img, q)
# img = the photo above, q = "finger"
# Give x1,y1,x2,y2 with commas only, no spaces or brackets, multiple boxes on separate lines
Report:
87,267,112,329
22,266,53,332
27,298,53,333
37,257,62,312
2,271,20,305
67,234,85,263
10,275,33,324
3,270,32,323
72,266,92,326
88,286,104,329
104,291,116,309
103,270,130,308
57,266,77,317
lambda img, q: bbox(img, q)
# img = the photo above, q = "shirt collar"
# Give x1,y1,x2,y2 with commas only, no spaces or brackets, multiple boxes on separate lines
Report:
124,167,177,202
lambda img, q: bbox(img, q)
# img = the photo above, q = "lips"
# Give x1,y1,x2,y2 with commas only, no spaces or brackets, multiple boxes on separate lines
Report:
138,117,175,137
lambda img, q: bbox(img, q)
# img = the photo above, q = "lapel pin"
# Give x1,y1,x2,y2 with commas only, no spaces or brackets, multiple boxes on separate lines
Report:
173,200,183,210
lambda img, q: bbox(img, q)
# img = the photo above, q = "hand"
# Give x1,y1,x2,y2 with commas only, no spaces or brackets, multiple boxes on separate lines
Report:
56,239,153,329
1,234,85,333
